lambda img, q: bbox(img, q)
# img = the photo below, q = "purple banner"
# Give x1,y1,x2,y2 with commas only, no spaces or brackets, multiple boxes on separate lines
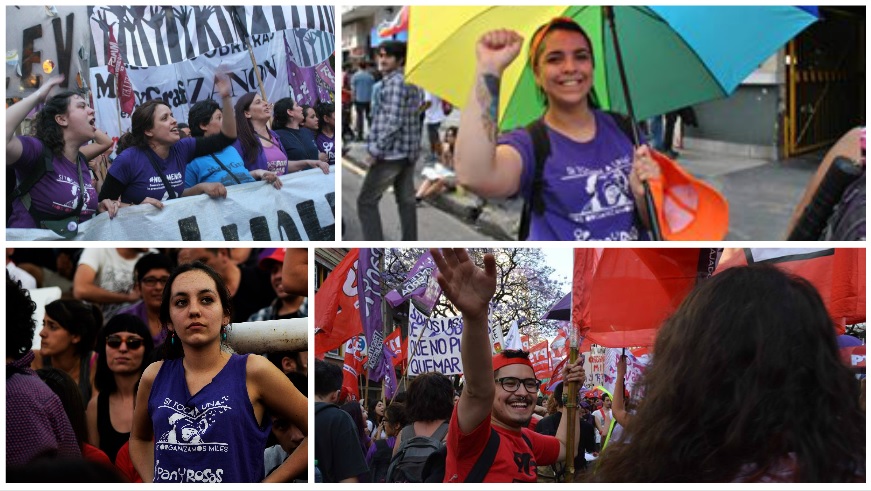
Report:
284,31,317,105
358,248,388,381
314,60,335,103
385,251,440,308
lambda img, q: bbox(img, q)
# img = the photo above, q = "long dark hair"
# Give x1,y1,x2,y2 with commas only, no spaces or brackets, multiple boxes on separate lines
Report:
159,262,233,359
44,300,102,358
367,397,384,428
93,314,154,394
271,97,295,131
315,102,335,133
36,367,89,448
591,265,865,482
117,99,172,153
233,92,261,166
340,401,370,453
33,90,84,155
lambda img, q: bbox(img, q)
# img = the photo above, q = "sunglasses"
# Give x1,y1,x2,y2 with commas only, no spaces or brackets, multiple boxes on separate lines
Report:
106,335,144,350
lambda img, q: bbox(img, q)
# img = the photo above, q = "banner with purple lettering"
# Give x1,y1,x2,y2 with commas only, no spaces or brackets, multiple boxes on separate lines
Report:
407,302,464,376
386,250,441,308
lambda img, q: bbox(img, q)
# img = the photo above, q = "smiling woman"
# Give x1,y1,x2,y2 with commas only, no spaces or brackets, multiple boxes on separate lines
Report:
97,73,238,213
129,261,308,483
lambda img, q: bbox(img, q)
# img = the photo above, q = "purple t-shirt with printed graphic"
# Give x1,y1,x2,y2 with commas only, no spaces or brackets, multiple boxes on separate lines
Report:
500,110,641,241
108,138,197,204
232,131,288,175
8,136,98,228
315,132,335,166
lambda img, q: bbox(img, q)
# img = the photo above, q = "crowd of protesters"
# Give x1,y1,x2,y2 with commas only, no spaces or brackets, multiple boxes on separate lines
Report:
6,73,335,236
315,248,865,483
6,247,309,483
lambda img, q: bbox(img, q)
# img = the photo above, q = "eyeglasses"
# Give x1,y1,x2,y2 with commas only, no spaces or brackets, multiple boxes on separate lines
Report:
495,377,541,393
106,335,144,350
141,276,170,287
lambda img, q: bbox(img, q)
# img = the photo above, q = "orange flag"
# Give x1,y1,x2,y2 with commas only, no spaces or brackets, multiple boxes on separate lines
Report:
315,249,363,354
573,248,711,348
715,248,865,334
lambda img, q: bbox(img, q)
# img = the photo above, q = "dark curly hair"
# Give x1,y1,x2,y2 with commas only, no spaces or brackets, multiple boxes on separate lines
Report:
159,261,232,360
271,97,296,131
117,99,171,153
33,90,86,155
6,273,37,360
44,300,102,358
406,372,454,423
93,314,154,394
187,99,221,138
590,264,865,482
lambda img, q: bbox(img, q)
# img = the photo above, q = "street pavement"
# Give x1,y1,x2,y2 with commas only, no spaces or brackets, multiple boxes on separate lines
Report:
341,113,826,241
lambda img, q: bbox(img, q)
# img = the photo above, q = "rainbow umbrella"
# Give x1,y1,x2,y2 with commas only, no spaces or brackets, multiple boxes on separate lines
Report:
405,6,818,131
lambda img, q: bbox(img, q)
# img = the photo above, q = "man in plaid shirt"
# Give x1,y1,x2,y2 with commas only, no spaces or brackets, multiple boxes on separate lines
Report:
357,40,423,241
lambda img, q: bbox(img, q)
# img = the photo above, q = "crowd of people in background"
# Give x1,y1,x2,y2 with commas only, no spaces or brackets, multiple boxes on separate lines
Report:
6,72,335,236
6,248,309,483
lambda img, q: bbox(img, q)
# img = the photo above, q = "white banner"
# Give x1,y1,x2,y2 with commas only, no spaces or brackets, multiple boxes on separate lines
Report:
27,287,63,351
408,302,464,376
6,169,335,241
90,32,292,140
89,5,334,67
602,348,650,397
6,6,91,98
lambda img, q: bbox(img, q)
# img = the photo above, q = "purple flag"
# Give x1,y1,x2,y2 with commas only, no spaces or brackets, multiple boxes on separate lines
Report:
385,251,441,308
381,344,398,400
358,248,389,381
314,60,335,103
284,31,316,105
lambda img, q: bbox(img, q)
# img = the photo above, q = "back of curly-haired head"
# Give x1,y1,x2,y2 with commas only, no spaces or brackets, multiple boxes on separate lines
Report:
33,90,85,156
406,371,454,422
7,273,37,360
590,264,865,482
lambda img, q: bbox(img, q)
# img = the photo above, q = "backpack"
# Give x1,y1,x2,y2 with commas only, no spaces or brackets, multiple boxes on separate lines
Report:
518,111,636,240
385,422,449,483
369,439,393,483
824,167,866,240
420,428,531,483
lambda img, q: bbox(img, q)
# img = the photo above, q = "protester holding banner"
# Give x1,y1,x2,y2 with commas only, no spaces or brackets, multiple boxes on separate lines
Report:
271,98,330,174
590,265,865,482
185,99,282,191
315,103,336,166
130,262,307,483
302,104,329,163
430,248,584,483
99,74,237,209
453,20,660,240
233,92,291,176
7,75,117,235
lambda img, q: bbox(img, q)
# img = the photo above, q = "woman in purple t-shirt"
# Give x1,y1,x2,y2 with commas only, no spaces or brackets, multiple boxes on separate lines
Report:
315,102,336,166
453,19,662,241
232,92,292,176
6,75,116,232
130,262,308,483
99,74,236,209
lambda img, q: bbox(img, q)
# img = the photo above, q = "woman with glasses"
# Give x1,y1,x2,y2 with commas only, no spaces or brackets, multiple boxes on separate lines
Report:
116,253,174,347
269,97,330,175
86,314,154,464
32,299,102,406
99,74,236,212
130,262,308,483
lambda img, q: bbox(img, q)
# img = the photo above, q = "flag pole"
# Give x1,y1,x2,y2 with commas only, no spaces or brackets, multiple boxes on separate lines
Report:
564,253,578,483
231,6,268,101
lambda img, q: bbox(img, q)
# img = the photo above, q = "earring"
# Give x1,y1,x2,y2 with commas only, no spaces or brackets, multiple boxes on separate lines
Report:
170,332,176,345
221,326,227,341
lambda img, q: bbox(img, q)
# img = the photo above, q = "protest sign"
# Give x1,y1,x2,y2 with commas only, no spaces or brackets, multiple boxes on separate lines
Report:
584,345,607,389
7,169,335,241
407,302,464,376
529,340,551,381
602,348,649,397
6,6,90,98
342,335,367,401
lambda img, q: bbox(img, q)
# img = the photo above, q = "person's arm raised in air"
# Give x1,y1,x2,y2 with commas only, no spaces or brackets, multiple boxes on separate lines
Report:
430,248,497,434
6,75,66,164
454,30,525,199
611,354,630,427
80,129,114,161
281,248,308,297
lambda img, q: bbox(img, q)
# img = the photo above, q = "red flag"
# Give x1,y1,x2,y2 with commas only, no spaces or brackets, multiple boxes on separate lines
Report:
385,328,407,368
574,249,705,348
315,249,363,354
341,336,367,401
529,340,551,381
546,357,568,392
715,248,865,334
107,26,135,115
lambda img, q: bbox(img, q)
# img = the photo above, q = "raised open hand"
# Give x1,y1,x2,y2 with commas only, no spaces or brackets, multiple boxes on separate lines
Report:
430,248,496,321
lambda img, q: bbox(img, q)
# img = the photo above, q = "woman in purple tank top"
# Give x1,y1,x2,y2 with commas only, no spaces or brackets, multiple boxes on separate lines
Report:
130,262,308,483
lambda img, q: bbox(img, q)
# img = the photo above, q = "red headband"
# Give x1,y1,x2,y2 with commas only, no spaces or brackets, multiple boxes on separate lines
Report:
528,16,583,70
493,352,534,371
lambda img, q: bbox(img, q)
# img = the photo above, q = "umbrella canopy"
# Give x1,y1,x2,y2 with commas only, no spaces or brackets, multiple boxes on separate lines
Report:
406,6,817,130
542,292,572,321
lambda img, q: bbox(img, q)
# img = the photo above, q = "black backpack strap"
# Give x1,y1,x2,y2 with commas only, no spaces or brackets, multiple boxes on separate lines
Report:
521,432,533,451
464,428,501,483
209,153,243,185
519,118,551,240
430,421,449,442
11,144,56,212
144,149,178,200
604,110,635,145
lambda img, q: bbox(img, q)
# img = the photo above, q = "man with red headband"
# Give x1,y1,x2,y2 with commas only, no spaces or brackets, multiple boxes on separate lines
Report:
431,248,584,483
